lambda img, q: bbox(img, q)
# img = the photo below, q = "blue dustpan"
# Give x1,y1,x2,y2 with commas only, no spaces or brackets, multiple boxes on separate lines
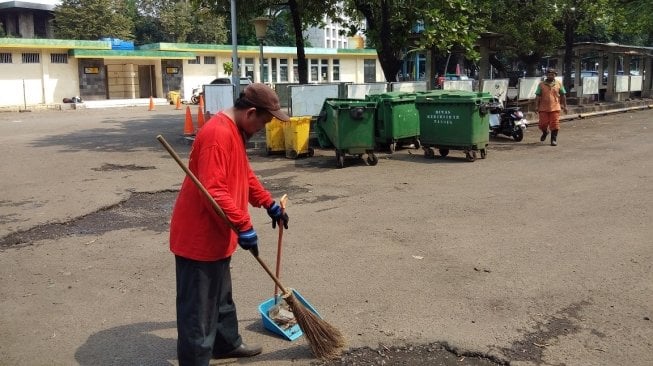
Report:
258,289,320,341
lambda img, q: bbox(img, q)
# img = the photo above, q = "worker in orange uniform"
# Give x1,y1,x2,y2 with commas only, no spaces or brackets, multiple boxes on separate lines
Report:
535,68,568,146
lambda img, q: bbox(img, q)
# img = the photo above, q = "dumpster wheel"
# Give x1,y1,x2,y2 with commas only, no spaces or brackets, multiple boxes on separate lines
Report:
480,148,487,159
465,150,477,162
335,149,345,169
438,148,449,157
413,138,421,150
287,150,298,159
367,153,378,166
308,147,315,157
423,147,435,158
389,142,396,153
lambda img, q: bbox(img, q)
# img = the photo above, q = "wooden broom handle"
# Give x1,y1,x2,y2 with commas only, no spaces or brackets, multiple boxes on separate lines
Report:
156,135,291,296
274,194,288,298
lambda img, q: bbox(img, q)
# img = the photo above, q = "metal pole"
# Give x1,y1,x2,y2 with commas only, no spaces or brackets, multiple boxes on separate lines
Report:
230,0,240,98
259,40,264,83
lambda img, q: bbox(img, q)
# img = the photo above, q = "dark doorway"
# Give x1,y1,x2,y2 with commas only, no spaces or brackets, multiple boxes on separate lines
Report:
138,65,155,97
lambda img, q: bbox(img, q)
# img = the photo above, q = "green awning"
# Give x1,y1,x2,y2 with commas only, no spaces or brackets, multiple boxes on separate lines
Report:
69,49,196,59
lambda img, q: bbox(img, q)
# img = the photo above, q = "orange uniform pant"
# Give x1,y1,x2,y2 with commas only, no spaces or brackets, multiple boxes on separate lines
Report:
538,111,560,131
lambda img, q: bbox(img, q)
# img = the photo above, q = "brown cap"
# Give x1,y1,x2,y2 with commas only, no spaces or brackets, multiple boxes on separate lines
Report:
241,83,290,121
546,68,558,75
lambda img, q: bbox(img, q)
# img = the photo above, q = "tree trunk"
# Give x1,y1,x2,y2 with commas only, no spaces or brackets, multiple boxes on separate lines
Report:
376,1,401,82
288,0,308,84
562,21,576,92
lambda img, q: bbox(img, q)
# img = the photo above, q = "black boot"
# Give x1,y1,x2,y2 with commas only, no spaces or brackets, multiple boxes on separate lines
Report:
550,130,558,146
540,129,549,142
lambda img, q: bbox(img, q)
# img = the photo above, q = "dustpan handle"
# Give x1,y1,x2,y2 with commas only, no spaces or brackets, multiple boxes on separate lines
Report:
156,135,291,296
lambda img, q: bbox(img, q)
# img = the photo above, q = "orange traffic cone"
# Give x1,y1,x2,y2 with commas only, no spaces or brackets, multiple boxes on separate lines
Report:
148,96,155,111
175,96,182,110
197,105,205,129
183,106,194,135
199,94,204,110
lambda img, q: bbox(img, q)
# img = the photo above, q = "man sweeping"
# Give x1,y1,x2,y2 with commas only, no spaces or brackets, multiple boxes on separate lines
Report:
535,68,568,146
169,83,290,365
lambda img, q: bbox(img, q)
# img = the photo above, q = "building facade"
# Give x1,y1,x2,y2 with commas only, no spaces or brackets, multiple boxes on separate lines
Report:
0,37,381,108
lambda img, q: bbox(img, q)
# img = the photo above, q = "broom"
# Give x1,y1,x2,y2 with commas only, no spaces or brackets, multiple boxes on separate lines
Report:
156,135,345,359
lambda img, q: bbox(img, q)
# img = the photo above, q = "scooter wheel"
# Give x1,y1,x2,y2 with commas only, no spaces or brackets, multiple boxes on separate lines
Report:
512,129,524,142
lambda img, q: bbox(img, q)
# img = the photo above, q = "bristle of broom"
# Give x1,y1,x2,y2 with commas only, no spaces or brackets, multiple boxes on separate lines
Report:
284,292,346,359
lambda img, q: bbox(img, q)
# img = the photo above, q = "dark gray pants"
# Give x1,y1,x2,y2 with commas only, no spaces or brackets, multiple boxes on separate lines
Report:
175,255,241,366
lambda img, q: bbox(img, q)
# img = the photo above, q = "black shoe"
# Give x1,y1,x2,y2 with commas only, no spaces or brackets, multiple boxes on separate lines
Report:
550,130,558,146
540,131,548,142
214,343,262,359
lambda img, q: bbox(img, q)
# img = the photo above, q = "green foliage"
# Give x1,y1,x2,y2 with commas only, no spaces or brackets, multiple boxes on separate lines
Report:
53,0,134,40
223,61,233,75
159,1,193,42
416,0,489,60
345,0,489,81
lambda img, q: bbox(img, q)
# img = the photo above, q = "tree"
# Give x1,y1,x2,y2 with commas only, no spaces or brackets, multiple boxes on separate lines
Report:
130,0,227,44
550,0,615,91
346,0,489,82
485,0,561,77
53,0,134,40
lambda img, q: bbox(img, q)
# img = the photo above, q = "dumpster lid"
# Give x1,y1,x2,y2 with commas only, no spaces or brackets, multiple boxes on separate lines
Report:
416,91,492,103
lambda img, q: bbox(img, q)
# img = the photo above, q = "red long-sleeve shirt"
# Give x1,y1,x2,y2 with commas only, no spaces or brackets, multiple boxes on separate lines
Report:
169,112,273,261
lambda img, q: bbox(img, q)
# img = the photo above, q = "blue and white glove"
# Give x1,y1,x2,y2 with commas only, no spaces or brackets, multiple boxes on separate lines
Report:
266,201,289,229
238,228,259,256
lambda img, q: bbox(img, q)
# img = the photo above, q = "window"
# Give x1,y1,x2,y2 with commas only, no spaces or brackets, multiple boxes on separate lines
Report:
244,57,254,80
333,59,340,81
310,59,319,81
262,58,268,82
204,56,216,64
293,59,299,81
0,53,12,63
22,53,40,63
188,56,200,64
50,53,68,64
280,59,288,82
321,59,329,81
364,59,376,83
272,58,278,82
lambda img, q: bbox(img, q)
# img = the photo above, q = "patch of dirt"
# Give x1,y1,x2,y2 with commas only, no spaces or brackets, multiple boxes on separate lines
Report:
91,163,156,171
0,191,177,248
311,342,506,366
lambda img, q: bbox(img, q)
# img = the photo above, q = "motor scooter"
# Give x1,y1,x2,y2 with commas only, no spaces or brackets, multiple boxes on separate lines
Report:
488,99,527,142
190,86,201,105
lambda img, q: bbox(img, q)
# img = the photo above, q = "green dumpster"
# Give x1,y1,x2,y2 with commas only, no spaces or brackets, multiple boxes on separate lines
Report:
366,92,421,153
415,91,493,162
316,98,378,168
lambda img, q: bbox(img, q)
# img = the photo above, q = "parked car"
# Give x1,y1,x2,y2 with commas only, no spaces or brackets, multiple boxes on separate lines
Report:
209,77,252,87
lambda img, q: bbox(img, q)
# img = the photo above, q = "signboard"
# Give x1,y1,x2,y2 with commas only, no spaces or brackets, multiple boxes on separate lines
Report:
347,83,387,99
442,80,473,92
482,79,509,104
630,76,643,91
518,76,563,100
290,84,339,116
203,84,234,114
581,76,599,95
615,75,629,92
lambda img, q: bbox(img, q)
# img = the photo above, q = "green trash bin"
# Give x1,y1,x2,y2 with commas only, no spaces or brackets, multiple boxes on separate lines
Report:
366,92,421,153
415,90,493,162
316,98,378,168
